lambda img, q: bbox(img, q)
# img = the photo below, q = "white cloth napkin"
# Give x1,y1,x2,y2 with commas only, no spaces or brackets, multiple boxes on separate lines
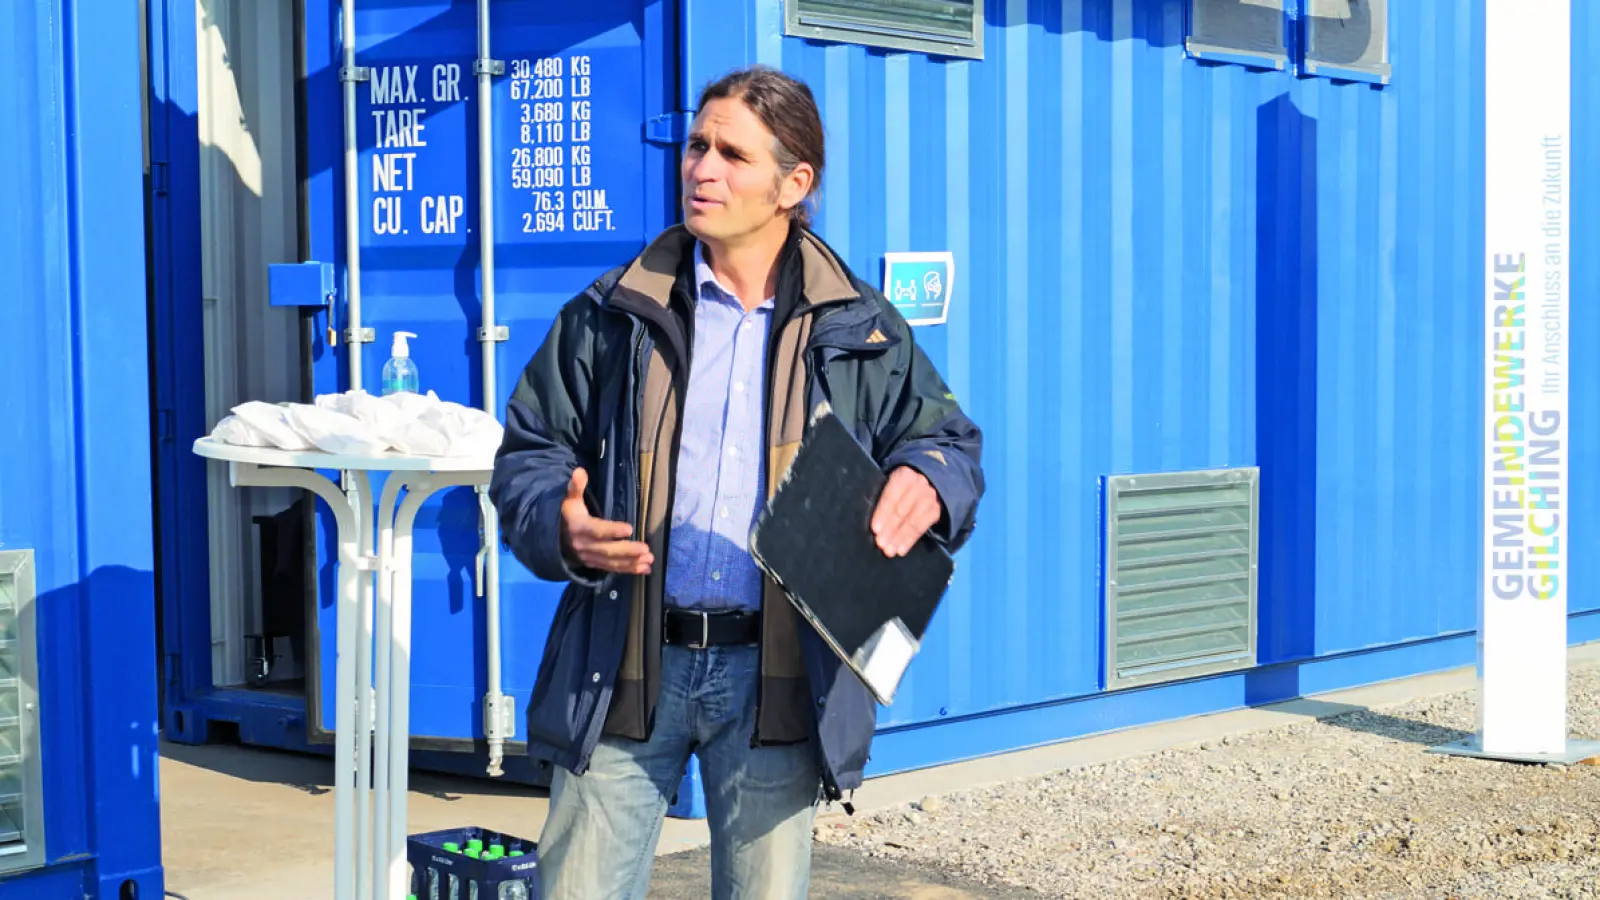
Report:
209,390,503,459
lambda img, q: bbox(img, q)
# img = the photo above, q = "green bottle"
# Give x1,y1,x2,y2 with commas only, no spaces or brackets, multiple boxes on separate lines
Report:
465,848,480,859
490,844,505,857
467,838,484,853
443,842,461,853
509,850,525,858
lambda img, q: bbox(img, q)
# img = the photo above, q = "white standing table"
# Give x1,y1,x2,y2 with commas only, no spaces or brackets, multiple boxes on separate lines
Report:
194,437,495,900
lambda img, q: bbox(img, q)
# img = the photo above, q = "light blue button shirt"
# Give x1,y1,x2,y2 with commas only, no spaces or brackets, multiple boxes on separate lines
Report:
662,244,773,613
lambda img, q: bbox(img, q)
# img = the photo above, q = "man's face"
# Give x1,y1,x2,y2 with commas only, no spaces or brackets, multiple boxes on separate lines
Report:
681,97,810,247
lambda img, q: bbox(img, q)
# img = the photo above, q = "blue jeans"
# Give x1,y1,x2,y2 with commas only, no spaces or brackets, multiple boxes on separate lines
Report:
536,644,821,900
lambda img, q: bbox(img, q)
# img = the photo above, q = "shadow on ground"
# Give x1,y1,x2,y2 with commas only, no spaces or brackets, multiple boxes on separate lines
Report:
647,844,1041,899
1284,700,1476,748
160,739,549,801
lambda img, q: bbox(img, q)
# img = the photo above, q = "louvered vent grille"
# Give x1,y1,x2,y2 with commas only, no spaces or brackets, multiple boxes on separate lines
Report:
0,552,44,872
1105,468,1259,690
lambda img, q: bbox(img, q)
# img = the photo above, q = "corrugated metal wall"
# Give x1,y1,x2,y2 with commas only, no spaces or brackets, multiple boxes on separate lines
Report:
152,0,1599,783
682,0,1504,731
0,0,164,893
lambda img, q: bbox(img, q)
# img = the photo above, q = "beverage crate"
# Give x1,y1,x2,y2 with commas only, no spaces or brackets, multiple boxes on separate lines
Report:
406,826,539,900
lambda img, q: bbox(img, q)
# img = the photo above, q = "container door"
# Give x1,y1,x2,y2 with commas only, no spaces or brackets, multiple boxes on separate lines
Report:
301,0,678,753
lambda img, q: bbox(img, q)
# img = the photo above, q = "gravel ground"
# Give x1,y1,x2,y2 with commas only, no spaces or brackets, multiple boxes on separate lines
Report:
815,661,1600,899
649,843,1040,899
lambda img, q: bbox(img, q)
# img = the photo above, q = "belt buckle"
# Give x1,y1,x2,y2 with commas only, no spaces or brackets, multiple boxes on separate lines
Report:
686,610,710,650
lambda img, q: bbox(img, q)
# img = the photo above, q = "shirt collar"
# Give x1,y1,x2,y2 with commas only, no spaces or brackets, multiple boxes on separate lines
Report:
695,242,775,311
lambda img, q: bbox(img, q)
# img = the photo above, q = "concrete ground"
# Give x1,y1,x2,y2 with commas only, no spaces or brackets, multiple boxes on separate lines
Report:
158,740,1018,899
159,741,703,899
160,645,1600,898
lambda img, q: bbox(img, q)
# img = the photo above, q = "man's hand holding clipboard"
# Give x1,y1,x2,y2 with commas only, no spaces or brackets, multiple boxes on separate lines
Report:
749,402,956,706
870,464,945,559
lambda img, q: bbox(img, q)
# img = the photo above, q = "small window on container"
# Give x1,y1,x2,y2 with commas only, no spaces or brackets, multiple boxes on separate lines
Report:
1186,0,1288,71
785,0,985,60
1302,0,1390,84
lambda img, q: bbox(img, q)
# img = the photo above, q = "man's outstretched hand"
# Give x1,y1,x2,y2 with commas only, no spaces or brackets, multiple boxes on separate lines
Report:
870,466,941,558
559,467,654,575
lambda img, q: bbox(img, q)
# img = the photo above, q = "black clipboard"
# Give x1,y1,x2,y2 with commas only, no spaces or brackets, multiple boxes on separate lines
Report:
749,402,955,706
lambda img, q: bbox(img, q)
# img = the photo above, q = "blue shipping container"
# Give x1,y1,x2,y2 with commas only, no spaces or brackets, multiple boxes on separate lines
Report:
149,0,1600,820
0,0,164,895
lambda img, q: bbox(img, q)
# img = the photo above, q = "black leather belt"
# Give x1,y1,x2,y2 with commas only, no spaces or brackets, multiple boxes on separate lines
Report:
663,608,761,649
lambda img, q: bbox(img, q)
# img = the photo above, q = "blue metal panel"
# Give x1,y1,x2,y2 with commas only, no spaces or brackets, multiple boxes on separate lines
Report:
684,0,1496,754
869,609,1600,780
1302,1,1485,654
868,624,1470,779
269,262,338,308
146,0,221,753
0,863,97,900
149,0,1599,801
300,0,679,745
0,0,87,868
0,0,163,895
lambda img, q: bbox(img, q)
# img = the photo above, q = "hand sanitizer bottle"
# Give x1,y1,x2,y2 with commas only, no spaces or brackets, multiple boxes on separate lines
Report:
382,331,420,395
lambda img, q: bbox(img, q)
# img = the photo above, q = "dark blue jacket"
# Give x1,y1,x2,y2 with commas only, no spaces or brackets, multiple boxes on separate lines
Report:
489,223,984,803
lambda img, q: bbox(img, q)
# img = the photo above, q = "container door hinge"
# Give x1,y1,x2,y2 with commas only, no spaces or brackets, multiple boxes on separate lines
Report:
151,162,170,197
484,693,516,741
644,112,693,145
344,327,376,345
474,59,505,76
477,325,509,343
339,65,372,83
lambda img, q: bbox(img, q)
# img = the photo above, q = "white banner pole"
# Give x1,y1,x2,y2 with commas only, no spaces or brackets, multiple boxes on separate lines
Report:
1434,0,1594,765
